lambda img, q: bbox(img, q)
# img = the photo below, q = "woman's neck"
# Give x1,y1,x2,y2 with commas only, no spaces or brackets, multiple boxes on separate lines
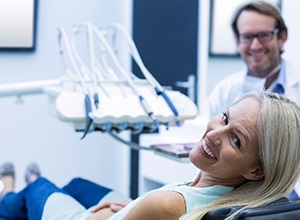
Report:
189,172,246,188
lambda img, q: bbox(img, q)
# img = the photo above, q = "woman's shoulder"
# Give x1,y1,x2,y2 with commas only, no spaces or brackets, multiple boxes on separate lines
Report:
123,190,186,220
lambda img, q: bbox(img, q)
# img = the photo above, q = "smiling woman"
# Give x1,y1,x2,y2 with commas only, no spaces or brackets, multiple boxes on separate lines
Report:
182,91,300,219
0,91,300,220
190,97,261,185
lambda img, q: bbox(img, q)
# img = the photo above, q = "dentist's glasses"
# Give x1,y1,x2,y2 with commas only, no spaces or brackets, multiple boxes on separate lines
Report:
239,29,279,44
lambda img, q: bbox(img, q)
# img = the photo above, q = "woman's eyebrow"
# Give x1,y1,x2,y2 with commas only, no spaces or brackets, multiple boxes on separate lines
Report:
228,108,249,144
235,127,249,144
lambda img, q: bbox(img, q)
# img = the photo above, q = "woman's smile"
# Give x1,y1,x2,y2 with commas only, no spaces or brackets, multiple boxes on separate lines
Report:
189,97,261,184
202,142,217,159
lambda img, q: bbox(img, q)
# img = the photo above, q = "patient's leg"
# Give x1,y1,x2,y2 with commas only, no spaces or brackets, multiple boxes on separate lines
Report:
62,177,113,209
0,177,66,220
0,188,27,219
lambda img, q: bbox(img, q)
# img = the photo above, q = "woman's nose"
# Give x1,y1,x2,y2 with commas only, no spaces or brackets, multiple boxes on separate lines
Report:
206,127,223,146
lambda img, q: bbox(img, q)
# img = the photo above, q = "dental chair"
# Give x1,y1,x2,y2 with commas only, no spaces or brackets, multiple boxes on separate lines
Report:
203,197,300,220
0,199,299,220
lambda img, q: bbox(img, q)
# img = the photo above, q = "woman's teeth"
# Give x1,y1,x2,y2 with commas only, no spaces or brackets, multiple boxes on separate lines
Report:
203,143,216,158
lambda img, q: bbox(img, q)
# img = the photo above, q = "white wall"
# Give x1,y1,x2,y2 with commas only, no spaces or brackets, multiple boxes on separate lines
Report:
197,0,245,115
0,0,133,195
282,1,300,70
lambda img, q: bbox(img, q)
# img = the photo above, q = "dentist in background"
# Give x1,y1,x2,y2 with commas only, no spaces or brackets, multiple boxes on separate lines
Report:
208,1,300,119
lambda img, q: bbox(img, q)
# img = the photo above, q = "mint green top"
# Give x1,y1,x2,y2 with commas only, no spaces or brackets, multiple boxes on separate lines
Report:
107,182,234,219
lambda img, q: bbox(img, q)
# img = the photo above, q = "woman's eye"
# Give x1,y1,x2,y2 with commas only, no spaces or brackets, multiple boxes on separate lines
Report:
233,136,241,148
222,112,241,148
222,112,229,125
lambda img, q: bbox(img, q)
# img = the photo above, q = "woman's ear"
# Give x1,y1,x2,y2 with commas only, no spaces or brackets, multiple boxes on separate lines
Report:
243,165,264,181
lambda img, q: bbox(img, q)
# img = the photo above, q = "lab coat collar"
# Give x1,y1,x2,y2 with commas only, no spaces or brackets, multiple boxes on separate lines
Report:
284,58,300,88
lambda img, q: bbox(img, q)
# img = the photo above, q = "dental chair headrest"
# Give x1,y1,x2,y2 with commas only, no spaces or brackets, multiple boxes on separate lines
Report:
203,197,300,220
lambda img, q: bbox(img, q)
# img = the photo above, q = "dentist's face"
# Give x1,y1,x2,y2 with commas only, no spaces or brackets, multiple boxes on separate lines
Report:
236,10,286,77
189,98,260,181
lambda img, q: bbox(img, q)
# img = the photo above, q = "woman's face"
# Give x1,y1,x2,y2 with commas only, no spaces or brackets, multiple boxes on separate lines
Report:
189,98,262,184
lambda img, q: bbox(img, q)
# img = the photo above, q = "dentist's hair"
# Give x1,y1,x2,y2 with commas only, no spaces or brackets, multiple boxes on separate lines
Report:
231,1,287,54
181,90,300,220
231,1,287,38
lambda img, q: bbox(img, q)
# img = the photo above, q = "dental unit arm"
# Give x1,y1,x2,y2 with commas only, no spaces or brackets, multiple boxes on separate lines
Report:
0,22,199,152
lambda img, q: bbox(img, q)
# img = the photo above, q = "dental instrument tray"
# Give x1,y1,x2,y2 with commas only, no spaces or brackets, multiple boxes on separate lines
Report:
56,84,198,133
151,143,195,158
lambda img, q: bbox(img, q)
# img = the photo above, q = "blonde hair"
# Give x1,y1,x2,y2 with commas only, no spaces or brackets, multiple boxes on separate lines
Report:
181,91,300,220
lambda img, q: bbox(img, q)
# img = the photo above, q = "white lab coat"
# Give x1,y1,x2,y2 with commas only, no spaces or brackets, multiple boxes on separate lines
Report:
208,58,300,196
208,59,300,119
